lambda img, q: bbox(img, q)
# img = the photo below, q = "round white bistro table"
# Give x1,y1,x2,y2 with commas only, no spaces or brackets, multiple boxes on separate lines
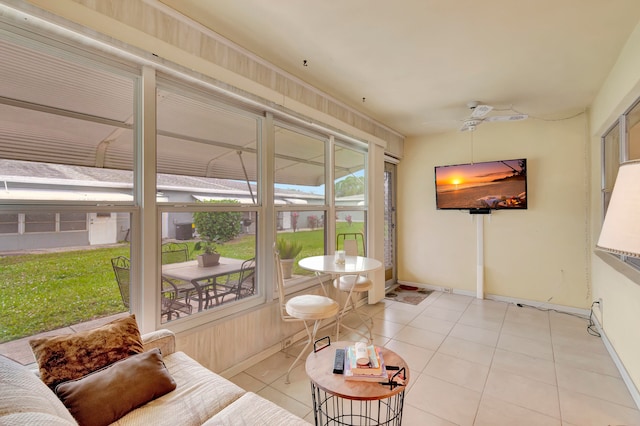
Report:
298,255,382,341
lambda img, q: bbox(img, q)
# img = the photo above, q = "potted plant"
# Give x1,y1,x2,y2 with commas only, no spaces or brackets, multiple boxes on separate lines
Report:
194,237,221,267
276,238,303,279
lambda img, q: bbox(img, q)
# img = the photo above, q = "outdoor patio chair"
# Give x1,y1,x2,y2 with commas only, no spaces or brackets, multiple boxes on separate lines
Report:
110,255,192,321
111,256,131,308
161,242,189,264
161,276,193,320
336,232,366,256
195,258,256,307
161,241,193,300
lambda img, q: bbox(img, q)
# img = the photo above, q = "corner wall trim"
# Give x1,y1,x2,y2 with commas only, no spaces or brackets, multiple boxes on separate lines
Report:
592,314,640,410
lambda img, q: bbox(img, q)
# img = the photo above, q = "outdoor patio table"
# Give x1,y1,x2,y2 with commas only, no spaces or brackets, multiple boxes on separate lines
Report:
161,258,244,312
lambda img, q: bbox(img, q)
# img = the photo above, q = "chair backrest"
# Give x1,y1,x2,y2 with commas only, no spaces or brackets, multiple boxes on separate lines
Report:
110,256,130,308
336,232,366,256
274,251,289,320
237,258,256,296
343,239,358,256
161,242,189,264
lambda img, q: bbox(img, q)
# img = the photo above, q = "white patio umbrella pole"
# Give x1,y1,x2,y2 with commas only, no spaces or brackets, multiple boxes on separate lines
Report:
476,215,484,299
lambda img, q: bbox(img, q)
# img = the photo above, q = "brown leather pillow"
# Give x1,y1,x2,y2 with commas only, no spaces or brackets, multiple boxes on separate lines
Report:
55,348,176,426
29,315,144,389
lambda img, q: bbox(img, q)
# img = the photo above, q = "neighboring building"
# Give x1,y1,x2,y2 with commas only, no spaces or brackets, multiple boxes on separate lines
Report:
0,159,340,251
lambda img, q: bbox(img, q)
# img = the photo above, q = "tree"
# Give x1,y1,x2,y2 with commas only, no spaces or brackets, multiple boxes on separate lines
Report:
335,175,364,198
193,200,242,242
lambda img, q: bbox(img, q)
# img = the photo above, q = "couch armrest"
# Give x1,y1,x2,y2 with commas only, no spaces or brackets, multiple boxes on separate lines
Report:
141,329,175,356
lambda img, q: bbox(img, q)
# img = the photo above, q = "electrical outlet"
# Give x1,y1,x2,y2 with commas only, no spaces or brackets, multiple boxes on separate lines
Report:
282,338,293,349
597,298,603,314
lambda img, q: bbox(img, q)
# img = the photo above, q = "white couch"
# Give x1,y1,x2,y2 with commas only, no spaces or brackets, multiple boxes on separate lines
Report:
0,329,308,425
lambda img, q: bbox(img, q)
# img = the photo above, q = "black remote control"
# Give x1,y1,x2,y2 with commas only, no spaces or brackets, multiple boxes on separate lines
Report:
333,348,345,374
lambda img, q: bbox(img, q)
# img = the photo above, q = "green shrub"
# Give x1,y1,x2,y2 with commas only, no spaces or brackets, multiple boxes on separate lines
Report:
193,200,242,242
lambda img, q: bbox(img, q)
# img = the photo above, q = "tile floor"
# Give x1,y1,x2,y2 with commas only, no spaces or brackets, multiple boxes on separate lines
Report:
228,291,640,425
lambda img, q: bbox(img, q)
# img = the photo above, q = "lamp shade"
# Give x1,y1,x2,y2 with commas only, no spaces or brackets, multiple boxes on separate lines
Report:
596,160,640,258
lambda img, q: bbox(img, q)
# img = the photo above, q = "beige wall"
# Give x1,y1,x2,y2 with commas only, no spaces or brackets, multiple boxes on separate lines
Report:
590,21,640,392
398,116,591,308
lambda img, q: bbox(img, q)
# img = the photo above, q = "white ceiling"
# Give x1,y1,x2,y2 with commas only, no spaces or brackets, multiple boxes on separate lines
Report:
158,0,640,137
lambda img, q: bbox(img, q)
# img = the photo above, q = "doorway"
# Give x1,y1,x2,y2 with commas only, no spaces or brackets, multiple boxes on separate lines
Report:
384,160,397,289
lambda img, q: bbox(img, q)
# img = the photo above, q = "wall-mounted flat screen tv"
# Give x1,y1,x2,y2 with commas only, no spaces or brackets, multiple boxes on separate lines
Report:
434,158,527,210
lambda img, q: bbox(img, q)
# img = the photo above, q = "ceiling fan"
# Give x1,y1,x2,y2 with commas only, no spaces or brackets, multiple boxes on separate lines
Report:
460,101,528,132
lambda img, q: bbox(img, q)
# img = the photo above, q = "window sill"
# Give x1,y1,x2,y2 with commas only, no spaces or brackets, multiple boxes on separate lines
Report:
595,250,640,286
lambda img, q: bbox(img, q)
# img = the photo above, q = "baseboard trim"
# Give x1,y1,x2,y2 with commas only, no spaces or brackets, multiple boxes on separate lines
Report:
592,314,640,410
396,280,590,317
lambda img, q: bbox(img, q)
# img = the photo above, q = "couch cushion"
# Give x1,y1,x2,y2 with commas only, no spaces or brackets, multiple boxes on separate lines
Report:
29,315,144,389
0,354,77,425
111,351,246,426
55,349,176,426
204,392,309,426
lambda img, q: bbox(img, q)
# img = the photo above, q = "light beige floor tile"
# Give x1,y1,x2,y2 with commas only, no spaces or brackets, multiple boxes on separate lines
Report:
504,304,550,326
497,332,554,361
449,323,500,347
556,362,636,408
408,314,456,335
371,318,405,338
462,302,507,321
269,362,314,406
475,394,561,426
471,298,509,311
438,336,495,366
501,320,551,343
405,374,481,426
491,348,557,386
384,339,435,374
457,304,505,331
256,386,313,420
374,306,419,325
558,387,640,426
420,306,465,322
393,325,447,351
423,352,489,392
402,404,458,426
551,332,610,357
437,292,474,304
552,341,620,377
371,333,391,348
428,294,473,312
227,371,267,393
550,327,608,352
457,314,504,332
484,368,560,419
244,350,295,384
302,411,315,424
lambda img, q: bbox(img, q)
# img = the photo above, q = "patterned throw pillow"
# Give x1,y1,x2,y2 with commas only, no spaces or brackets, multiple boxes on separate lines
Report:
29,315,144,389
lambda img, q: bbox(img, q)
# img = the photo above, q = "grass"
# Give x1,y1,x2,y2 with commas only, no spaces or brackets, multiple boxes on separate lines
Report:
0,223,364,342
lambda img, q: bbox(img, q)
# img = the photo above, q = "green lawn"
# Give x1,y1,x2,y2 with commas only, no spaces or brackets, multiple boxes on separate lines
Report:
0,222,363,342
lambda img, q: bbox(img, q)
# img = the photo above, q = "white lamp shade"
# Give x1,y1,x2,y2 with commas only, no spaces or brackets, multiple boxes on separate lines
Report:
596,160,640,258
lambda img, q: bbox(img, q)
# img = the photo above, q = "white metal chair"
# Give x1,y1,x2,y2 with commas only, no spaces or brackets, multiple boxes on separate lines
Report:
333,239,374,342
275,250,339,384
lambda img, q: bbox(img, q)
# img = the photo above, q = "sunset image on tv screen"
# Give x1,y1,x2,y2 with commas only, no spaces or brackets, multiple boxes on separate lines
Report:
435,159,527,209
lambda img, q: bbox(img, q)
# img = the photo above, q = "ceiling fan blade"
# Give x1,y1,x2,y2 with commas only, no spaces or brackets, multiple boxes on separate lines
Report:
470,104,493,118
484,114,528,122
460,119,480,132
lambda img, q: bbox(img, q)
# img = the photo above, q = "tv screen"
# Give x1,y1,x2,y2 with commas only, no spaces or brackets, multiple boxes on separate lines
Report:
435,158,527,210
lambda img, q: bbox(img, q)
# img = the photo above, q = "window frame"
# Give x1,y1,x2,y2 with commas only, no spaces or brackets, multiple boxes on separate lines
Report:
0,16,372,340
601,100,640,271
